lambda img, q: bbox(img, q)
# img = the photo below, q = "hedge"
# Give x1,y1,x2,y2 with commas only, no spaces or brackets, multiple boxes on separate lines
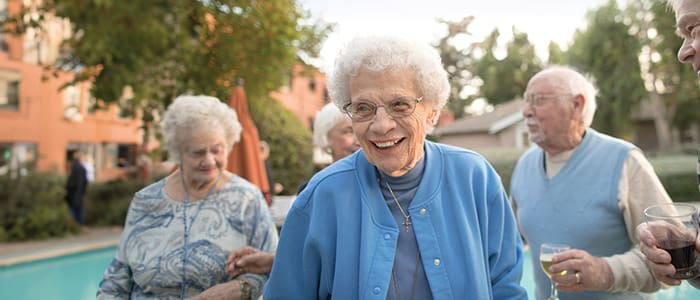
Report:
0,149,695,242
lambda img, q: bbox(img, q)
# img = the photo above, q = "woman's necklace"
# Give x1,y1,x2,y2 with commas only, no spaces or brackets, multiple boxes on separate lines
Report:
179,170,223,299
384,179,412,232
375,168,412,232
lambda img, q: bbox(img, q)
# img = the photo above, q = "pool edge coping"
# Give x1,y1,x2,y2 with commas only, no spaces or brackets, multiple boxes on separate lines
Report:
0,238,118,267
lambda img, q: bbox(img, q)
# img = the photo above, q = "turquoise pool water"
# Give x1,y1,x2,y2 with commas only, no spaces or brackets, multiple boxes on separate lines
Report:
0,247,699,299
0,247,116,300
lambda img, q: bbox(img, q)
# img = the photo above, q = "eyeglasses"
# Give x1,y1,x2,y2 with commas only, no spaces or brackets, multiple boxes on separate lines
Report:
522,93,573,107
343,96,424,122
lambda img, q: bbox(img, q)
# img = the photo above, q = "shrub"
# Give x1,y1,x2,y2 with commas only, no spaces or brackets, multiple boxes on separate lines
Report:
250,96,314,195
0,171,79,242
84,178,150,226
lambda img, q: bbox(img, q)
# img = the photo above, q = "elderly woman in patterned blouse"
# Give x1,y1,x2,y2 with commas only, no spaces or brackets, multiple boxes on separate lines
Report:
97,95,278,300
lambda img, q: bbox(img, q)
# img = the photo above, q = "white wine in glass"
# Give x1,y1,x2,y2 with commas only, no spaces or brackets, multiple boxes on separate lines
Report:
540,243,570,300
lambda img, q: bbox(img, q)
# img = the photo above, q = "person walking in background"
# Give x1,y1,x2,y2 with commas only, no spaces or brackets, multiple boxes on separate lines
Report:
65,149,88,227
263,34,527,299
510,66,672,299
97,95,277,300
226,102,360,277
635,0,700,290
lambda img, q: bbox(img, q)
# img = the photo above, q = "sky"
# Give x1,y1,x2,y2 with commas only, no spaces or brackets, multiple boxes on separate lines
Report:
298,0,618,73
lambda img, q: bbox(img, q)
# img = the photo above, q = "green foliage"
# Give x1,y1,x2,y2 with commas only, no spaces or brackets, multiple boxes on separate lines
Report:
249,95,314,195
2,0,332,135
0,172,78,242
436,18,542,117
636,1,700,137
473,28,542,105
84,179,149,226
436,16,478,119
565,0,645,137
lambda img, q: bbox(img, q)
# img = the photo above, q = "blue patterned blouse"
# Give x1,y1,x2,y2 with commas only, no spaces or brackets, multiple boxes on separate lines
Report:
97,174,278,299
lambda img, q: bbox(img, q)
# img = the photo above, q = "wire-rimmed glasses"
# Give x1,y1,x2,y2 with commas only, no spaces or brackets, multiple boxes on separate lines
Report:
522,93,573,107
342,96,423,122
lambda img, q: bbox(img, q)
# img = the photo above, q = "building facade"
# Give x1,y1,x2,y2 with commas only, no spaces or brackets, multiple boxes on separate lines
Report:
0,0,142,181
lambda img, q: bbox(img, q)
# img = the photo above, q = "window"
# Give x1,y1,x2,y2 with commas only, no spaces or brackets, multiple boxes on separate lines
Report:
0,142,38,176
0,68,21,110
0,0,7,52
0,80,19,110
63,84,82,121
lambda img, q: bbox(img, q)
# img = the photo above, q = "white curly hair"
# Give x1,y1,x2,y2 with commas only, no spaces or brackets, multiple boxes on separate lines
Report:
160,95,242,161
313,102,351,148
327,35,450,132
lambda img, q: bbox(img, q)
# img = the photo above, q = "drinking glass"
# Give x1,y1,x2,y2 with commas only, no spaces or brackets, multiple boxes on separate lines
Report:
540,243,570,300
644,203,699,279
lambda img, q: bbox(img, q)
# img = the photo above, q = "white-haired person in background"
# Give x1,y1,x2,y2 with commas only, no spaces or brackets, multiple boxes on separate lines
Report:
97,95,278,300
224,101,360,278
263,34,527,299
313,101,361,163
636,0,700,289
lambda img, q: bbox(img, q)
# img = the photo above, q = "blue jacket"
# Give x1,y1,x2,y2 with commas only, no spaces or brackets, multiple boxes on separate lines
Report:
264,141,527,299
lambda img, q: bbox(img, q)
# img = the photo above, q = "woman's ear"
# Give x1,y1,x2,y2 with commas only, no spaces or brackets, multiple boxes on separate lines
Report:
427,109,439,125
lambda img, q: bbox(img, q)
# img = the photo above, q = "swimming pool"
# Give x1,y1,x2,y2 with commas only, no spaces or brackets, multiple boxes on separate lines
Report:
0,246,116,299
0,247,699,299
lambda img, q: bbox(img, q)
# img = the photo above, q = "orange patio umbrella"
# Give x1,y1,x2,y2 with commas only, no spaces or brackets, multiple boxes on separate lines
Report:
226,82,271,203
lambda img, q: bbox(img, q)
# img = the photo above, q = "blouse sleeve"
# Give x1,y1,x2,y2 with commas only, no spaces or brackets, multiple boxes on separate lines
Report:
606,149,671,292
237,189,279,298
96,197,141,299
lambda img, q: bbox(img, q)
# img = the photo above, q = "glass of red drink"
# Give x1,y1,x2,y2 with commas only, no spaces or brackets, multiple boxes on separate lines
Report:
644,203,699,279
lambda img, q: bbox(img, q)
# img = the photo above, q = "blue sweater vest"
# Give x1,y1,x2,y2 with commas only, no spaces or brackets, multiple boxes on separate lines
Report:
512,129,652,300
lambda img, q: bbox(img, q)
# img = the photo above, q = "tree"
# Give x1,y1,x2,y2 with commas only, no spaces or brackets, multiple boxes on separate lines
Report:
435,16,478,119
626,0,700,151
547,41,565,65
565,0,645,138
3,0,332,142
472,27,542,105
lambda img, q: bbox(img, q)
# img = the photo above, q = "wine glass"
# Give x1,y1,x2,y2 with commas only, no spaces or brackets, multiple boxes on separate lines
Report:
540,243,570,300
644,203,699,279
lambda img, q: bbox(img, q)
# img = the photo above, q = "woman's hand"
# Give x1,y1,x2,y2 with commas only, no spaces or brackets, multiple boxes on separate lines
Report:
190,280,247,300
547,249,614,292
226,246,274,276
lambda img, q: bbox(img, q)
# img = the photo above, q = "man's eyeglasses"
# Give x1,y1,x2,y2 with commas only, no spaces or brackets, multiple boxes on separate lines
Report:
522,93,573,107
343,96,423,122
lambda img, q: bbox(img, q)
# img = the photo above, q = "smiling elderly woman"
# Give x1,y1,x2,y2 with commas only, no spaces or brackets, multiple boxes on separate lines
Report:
263,35,527,299
97,95,278,300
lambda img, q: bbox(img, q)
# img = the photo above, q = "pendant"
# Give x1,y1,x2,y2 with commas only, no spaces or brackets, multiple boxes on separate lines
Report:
403,216,412,232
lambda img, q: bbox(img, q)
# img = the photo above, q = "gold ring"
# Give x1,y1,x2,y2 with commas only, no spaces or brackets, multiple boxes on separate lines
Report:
575,272,582,284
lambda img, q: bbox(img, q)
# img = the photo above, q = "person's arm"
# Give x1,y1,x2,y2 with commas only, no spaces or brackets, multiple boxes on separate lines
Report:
264,193,320,299
606,149,671,292
97,200,139,299
232,190,279,299
190,279,252,300
226,246,275,276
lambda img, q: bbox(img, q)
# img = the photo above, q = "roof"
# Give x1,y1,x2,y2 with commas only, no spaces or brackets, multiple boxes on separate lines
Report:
432,99,524,136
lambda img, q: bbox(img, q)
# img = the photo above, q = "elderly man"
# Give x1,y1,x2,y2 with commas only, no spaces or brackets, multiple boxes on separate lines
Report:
635,0,700,289
510,66,672,300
